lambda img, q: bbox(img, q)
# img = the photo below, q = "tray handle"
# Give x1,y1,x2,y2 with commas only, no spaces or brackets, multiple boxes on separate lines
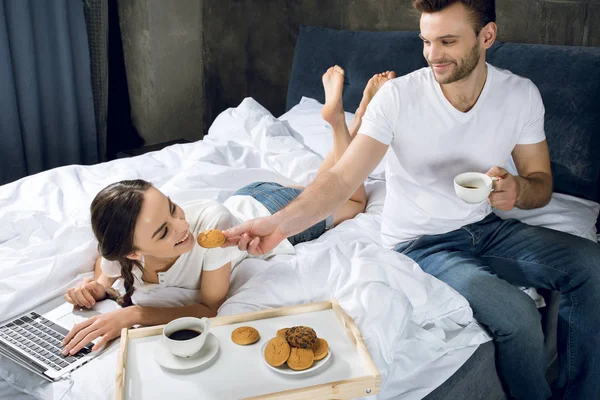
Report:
115,328,129,400
331,298,380,378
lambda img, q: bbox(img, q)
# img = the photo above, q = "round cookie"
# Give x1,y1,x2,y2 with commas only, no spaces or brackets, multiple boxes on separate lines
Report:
276,328,289,340
263,337,291,367
285,326,317,349
312,338,329,361
231,326,260,345
286,347,314,371
197,229,226,248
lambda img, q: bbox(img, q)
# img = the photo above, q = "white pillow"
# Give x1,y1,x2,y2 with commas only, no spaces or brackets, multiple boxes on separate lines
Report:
279,97,388,180
494,157,599,242
493,193,599,242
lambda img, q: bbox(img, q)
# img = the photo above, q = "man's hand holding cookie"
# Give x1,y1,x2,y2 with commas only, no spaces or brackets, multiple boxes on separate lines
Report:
221,214,287,255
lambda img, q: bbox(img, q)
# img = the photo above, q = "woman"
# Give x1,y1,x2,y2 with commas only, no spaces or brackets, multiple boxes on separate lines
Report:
61,66,396,356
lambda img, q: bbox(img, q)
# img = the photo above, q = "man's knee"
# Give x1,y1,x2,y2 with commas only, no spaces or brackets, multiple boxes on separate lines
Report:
475,297,543,343
565,239,600,290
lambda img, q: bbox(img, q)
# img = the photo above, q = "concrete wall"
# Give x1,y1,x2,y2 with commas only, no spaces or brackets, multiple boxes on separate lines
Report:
119,0,600,145
118,0,203,146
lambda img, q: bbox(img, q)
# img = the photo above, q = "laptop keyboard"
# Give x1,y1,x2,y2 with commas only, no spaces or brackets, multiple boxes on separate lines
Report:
0,312,92,371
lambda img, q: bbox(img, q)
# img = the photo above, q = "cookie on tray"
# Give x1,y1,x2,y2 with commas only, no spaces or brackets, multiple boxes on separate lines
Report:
286,347,314,371
264,337,291,367
197,229,226,248
231,326,260,345
285,326,317,349
276,328,289,340
312,338,329,361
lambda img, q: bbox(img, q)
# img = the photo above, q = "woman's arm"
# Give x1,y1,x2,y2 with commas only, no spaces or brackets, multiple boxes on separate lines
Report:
64,257,118,308
94,256,118,289
62,262,233,355
197,262,232,314
131,261,232,325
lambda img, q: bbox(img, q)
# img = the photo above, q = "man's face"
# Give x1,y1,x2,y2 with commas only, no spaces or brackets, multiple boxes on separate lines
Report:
419,2,483,84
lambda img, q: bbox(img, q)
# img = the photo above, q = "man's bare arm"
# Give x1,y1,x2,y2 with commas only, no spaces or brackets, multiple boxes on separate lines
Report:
512,140,552,209
278,134,388,237
223,134,389,255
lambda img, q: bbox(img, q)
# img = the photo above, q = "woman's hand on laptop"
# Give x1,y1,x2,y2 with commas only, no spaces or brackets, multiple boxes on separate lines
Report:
64,277,107,309
62,308,132,355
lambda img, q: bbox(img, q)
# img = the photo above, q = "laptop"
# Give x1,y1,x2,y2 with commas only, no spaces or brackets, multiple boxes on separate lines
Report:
0,296,119,382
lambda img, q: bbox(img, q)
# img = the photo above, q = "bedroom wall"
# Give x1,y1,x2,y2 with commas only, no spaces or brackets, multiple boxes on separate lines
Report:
118,0,204,147
118,0,599,145
203,0,600,126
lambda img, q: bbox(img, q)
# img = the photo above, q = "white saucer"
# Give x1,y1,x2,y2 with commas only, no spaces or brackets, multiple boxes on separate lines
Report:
261,342,332,375
154,333,219,370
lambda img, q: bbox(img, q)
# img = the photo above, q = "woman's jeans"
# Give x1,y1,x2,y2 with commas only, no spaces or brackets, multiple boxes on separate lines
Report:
232,182,333,245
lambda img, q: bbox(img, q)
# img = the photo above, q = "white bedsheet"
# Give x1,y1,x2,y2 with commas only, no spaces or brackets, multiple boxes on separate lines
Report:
0,98,490,399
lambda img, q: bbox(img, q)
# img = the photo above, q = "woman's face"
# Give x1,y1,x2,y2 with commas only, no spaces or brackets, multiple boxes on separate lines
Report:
131,187,194,260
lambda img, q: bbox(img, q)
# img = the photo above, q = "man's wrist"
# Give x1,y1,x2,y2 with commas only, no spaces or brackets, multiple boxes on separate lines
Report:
272,210,292,238
513,175,524,207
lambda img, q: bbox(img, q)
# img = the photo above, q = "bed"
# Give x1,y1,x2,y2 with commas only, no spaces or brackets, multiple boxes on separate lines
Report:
1,26,599,400
0,95,491,399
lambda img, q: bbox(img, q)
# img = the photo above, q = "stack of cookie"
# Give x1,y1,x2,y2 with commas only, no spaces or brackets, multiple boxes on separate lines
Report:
264,326,329,371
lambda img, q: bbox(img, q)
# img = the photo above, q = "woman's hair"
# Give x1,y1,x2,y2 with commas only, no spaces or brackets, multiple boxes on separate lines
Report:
412,0,495,35
91,179,152,307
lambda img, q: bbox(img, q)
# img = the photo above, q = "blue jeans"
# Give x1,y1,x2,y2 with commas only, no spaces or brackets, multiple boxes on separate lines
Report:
394,213,600,400
232,182,333,245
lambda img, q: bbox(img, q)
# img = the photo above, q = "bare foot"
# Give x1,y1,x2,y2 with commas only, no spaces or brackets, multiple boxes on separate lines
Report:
355,70,396,119
321,65,346,127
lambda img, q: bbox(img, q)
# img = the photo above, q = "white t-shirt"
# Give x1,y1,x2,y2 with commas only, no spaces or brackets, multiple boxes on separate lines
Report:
100,197,295,296
359,63,546,246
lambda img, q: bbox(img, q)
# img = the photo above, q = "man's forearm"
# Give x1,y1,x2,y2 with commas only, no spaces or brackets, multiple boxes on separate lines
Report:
515,172,553,209
127,302,216,327
277,170,356,237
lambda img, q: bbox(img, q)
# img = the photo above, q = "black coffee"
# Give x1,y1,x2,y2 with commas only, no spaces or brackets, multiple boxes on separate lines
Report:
461,185,479,189
168,329,202,341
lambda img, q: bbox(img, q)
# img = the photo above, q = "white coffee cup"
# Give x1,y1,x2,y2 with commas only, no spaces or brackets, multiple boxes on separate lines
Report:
454,172,498,204
162,317,211,358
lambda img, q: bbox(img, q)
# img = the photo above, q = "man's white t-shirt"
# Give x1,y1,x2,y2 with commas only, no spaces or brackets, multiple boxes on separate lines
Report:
100,197,294,297
359,63,546,247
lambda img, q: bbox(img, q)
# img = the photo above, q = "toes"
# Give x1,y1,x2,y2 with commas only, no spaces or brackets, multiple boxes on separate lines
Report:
323,66,336,82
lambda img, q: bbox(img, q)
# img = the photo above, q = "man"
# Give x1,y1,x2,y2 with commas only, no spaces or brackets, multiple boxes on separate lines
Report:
223,1,600,399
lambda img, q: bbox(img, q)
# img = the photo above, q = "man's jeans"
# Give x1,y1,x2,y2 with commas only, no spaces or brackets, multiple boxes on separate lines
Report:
393,213,600,400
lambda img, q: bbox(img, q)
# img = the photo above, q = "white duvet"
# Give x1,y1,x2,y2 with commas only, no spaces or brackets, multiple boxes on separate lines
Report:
0,98,490,400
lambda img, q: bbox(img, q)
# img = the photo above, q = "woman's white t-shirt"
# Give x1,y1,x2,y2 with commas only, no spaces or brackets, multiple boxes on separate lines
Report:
100,197,294,301
100,199,242,292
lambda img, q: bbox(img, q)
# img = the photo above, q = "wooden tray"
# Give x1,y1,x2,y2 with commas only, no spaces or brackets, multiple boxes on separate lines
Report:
116,299,380,400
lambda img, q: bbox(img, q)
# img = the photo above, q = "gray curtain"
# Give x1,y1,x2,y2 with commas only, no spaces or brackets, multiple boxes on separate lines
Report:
0,0,97,185
83,0,108,163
